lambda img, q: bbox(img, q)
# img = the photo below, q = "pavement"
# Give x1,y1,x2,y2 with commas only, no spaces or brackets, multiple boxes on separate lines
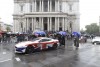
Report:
0,39,100,67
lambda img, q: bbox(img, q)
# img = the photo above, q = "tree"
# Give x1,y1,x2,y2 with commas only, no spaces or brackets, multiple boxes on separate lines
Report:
85,23,99,34
6,26,11,32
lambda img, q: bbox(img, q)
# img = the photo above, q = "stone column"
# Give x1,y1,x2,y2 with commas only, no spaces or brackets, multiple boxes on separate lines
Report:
65,18,68,31
17,21,20,32
32,18,34,31
27,18,29,31
26,18,27,32
48,17,50,31
55,0,57,12
50,17,52,31
42,0,44,12
42,17,44,30
55,17,57,31
39,0,41,12
33,1,35,12
24,18,26,32
39,17,42,29
35,0,36,12
62,17,64,31
48,0,50,12
34,17,36,31
22,21,24,32
58,0,59,12
50,0,52,12
58,17,59,31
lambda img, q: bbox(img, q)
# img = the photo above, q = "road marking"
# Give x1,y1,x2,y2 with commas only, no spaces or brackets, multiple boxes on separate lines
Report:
15,57,21,62
2,52,6,54
0,59,11,63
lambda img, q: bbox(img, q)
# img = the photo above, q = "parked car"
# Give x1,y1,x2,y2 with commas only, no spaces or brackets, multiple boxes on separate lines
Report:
15,37,59,53
92,37,100,44
79,36,87,43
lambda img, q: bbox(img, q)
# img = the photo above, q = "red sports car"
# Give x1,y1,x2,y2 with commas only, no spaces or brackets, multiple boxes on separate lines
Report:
15,37,60,53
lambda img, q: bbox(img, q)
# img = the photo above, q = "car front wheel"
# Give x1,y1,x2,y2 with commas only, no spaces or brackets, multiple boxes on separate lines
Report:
25,46,34,54
92,42,98,45
53,43,58,49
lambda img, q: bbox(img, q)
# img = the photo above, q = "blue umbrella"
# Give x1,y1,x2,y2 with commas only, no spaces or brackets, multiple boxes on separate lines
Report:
72,32,81,37
58,31,67,36
34,31,46,35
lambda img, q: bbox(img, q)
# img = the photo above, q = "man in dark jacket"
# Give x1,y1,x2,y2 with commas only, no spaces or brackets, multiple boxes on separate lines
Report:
61,35,65,47
74,35,79,48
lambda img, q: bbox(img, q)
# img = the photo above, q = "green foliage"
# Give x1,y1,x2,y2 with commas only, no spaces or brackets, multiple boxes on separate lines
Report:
6,26,11,32
85,23,99,34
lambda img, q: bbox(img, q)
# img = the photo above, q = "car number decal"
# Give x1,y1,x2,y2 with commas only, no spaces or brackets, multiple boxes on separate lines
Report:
46,44,53,48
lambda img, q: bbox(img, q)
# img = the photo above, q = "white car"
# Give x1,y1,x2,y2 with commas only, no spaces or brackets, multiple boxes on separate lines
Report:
92,37,100,44
15,37,59,53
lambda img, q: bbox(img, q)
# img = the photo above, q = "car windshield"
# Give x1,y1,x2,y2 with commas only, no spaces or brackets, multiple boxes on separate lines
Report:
32,38,40,41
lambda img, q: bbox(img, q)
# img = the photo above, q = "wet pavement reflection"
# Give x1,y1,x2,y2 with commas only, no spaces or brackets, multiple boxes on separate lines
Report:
0,40,100,67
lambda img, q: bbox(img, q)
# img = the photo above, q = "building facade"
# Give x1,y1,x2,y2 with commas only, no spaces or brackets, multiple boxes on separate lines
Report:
13,0,80,33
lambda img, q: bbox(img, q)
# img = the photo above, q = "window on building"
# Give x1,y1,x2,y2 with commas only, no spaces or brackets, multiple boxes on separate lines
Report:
59,2,62,12
44,0,48,12
30,23,32,31
52,0,55,12
20,5,23,12
70,23,72,28
69,5,72,11
36,1,40,12
21,22,23,28
30,4,32,12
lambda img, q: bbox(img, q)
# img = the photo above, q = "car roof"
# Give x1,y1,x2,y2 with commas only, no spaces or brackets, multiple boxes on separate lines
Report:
37,37,52,39
94,37,100,39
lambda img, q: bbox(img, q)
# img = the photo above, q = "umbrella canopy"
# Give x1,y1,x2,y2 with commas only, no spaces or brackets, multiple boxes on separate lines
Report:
58,31,67,36
34,31,46,35
72,32,81,37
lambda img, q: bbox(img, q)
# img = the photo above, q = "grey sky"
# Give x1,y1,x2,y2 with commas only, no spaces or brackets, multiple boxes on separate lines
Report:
0,0,13,25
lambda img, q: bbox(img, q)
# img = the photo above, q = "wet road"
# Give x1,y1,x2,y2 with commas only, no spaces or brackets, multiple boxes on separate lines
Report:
0,39,100,67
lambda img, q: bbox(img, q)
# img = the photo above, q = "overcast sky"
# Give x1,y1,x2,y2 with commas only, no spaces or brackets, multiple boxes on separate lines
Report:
0,0,14,25
0,0,100,29
80,0,100,29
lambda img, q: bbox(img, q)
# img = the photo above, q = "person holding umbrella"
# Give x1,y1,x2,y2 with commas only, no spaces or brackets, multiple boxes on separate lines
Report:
61,35,65,47
73,32,80,49
58,31,66,48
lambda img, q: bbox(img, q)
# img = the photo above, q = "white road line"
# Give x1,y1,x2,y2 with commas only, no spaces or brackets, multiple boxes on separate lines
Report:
0,59,11,63
15,57,21,62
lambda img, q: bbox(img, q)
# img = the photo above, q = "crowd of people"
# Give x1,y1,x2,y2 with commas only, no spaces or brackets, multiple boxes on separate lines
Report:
0,31,72,41
0,31,81,48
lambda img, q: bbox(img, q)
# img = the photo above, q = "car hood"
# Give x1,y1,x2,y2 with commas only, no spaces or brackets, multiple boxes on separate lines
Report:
15,41,38,47
92,38,100,42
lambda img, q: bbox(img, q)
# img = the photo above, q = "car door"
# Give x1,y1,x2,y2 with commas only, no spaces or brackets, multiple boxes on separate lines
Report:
39,39,51,50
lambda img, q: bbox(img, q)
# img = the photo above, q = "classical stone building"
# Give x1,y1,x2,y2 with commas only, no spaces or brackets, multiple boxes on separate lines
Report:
13,0,80,33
